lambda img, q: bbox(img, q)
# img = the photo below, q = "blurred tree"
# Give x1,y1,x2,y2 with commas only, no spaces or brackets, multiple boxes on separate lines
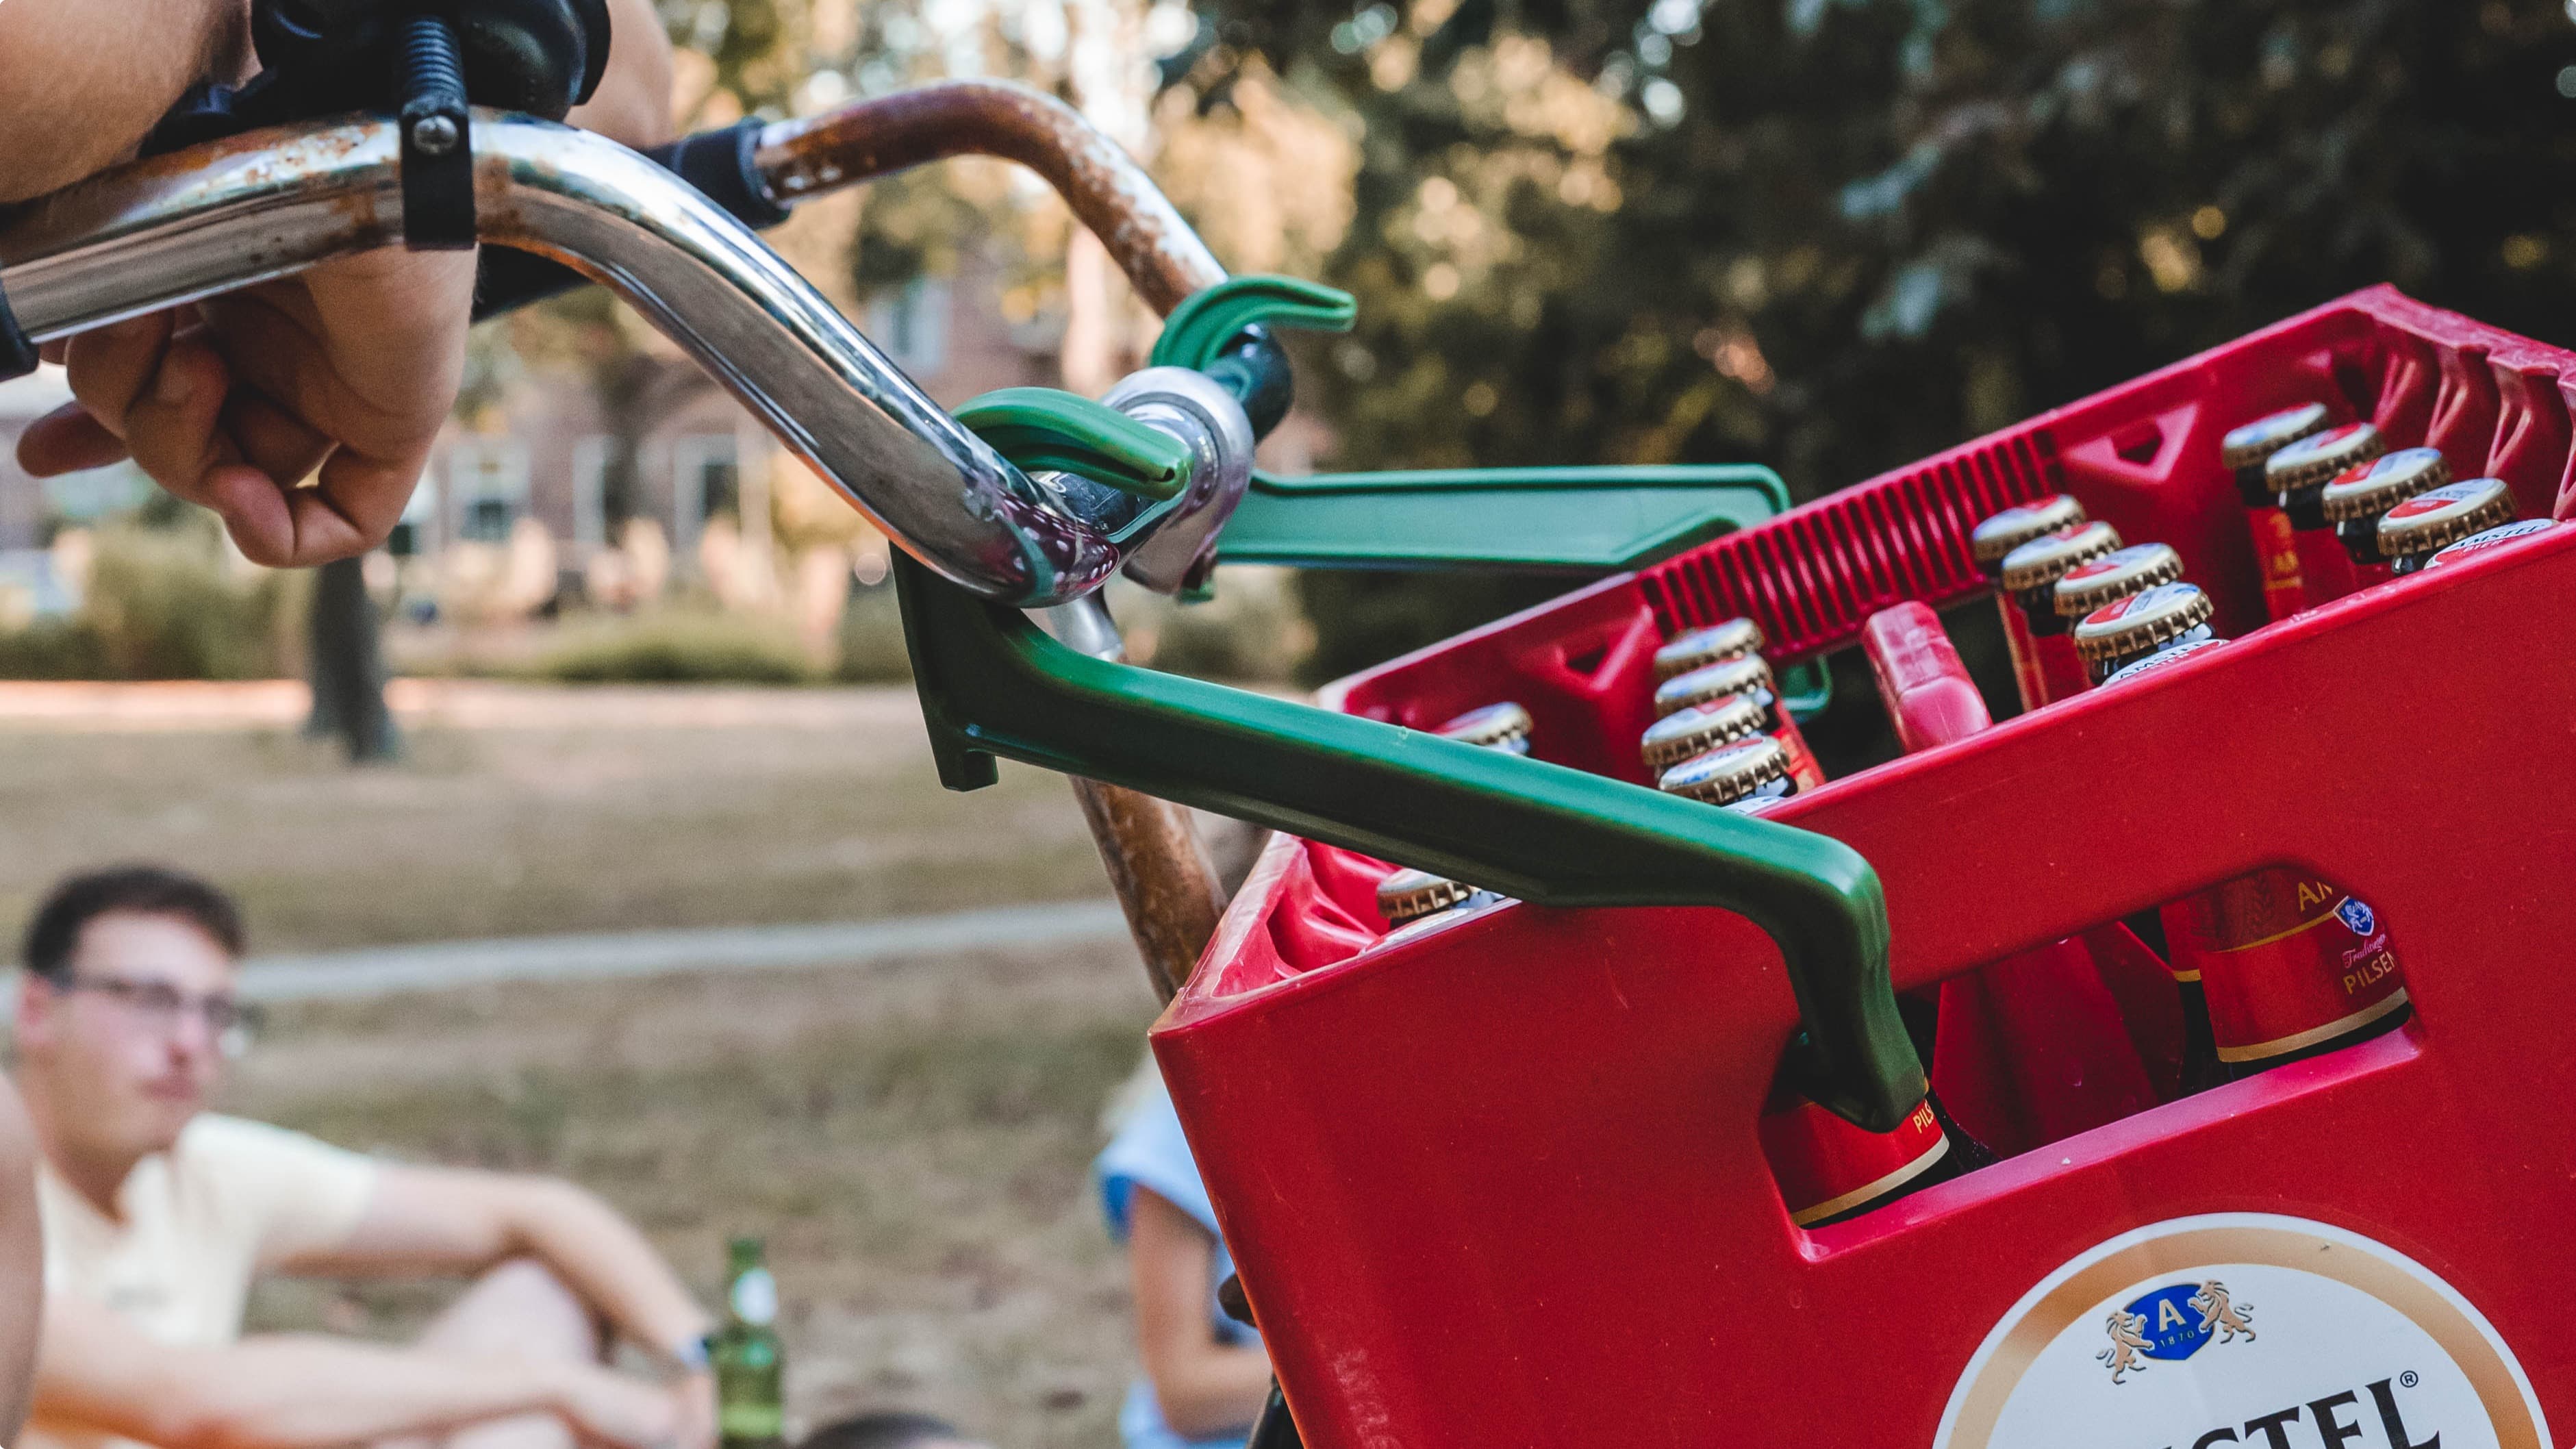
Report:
1175,0,2576,677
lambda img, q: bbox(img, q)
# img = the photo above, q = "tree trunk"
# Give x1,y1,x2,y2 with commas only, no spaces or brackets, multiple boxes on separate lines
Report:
305,556,400,764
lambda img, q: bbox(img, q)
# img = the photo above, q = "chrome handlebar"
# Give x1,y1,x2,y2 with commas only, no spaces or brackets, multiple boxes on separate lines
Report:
0,111,1198,608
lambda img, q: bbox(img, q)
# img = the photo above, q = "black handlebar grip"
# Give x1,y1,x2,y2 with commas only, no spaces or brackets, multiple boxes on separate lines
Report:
471,118,791,320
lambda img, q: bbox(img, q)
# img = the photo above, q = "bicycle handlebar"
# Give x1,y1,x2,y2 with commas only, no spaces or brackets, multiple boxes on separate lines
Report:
0,112,1126,607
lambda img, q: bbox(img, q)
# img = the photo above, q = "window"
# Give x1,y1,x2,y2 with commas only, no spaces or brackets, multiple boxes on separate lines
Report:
668,434,738,549
571,436,611,549
865,277,950,377
447,439,529,544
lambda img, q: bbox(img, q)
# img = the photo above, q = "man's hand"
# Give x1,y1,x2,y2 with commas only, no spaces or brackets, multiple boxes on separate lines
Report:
18,249,475,567
552,1363,685,1449
8,0,676,566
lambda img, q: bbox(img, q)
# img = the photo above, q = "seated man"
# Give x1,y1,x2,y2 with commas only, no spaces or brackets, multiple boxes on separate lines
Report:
14,866,717,1449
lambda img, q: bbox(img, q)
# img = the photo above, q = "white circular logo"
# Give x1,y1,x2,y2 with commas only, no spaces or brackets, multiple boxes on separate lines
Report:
1934,1215,2545,1449
731,1266,779,1326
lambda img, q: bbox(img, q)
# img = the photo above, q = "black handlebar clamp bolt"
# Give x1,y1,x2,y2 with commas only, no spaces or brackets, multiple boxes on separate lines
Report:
396,14,477,251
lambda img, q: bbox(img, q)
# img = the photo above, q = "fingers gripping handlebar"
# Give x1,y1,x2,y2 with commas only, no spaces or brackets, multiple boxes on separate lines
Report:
0,113,1127,607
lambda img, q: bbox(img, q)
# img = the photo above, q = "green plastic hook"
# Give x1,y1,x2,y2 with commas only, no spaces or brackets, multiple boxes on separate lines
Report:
955,388,1193,502
1149,275,1359,371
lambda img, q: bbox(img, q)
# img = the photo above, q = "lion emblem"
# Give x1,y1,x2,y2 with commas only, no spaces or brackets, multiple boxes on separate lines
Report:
2097,1309,2154,1383
2188,1280,2255,1342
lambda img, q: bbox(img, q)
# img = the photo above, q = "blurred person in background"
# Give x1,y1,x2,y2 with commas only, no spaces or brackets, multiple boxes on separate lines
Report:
10,866,716,1449
793,1411,989,1449
0,0,670,568
1095,1061,1270,1449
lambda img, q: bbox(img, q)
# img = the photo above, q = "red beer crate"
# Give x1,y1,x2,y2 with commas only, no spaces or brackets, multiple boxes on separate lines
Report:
1151,287,2576,1448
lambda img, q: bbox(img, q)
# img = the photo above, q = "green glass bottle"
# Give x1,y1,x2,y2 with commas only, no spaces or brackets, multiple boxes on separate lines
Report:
714,1237,785,1449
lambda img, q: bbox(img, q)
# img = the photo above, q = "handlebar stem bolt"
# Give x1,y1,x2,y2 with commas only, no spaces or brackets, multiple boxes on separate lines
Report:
409,114,461,155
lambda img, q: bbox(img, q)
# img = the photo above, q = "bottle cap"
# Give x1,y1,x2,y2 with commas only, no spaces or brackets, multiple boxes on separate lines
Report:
1997,520,2121,595
1377,867,1476,924
1639,694,1765,769
1651,653,1776,718
1971,496,2087,572
2428,518,2558,568
1656,736,1791,805
2220,403,2334,471
2319,446,2449,522
2264,421,2384,496
2377,477,2516,559
1652,618,1766,681
1432,701,1532,751
2101,637,2228,687
2051,542,2184,618
2072,581,2215,666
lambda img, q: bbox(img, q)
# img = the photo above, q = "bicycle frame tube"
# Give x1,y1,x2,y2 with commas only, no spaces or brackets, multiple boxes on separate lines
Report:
0,113,1119,608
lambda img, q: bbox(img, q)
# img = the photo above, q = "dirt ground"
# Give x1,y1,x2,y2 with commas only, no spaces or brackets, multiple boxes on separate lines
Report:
0,683,1196,1449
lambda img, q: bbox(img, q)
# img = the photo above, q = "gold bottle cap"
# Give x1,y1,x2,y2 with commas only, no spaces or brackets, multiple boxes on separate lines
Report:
1970,496,2087,569
1376,868,1476,924
2377,477,2516,559
1656,736,1791,806
2051,542,2184,618
1651,653,1776,718
2264,421,2384,496
2428,519,2558,568
1433,701,1533,750
1998,520,2121,594
2319,446,2449,523
2219,403,2334,471
1639,693,1765,770
1652,618,1766,681
2072,581,2215,665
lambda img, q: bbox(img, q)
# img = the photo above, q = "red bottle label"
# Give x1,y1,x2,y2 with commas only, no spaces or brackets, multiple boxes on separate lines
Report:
2249,506,2306,622
2291,527,2360,609
2167,869,2408,1063
1774,719,1828,792
1996,593,2047,714
1760,1096,1949,1226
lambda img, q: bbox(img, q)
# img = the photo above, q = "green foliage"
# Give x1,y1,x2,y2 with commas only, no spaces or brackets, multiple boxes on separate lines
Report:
0,526,296,681
523,609,820,685
1185,0,2576,669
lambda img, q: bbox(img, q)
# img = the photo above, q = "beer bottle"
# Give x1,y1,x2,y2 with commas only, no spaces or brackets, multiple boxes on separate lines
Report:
1374,868,1504,947
1652,616,1765,681
1639,692,1765,772
2377,477,2518,576
1996,520,2121,703
2069,580,2216,685
1432,701,1533,754
1971,496,2088,711
2265,421,2384,608
2050,542,2184,630
2085,590,2411,1079
2320,446,2450,585
2427,518,2558,570
1654,731,1795,814
2219,403,2333,621
1649,655,1827,790
714,1237,785,1449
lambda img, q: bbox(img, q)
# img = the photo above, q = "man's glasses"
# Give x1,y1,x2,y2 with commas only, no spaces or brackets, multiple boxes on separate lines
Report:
53,974,262,1059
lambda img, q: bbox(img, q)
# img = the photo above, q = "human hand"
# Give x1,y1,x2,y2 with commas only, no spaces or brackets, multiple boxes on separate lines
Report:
554,1365,685,1449
672,1369,718,1449
15,245,475,567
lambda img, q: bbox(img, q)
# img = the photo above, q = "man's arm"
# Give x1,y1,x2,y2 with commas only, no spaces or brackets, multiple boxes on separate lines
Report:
0,1081,44,1445
288,1166,714,1364
0,0,249,204
34,1294,679,1449
1128,1188,1273,1439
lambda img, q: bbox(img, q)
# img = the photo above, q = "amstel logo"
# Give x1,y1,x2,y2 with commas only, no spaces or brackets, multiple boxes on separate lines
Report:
1934,1215,2546,1449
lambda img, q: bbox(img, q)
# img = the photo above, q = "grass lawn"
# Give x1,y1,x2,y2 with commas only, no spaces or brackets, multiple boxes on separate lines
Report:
0,685,1177,1449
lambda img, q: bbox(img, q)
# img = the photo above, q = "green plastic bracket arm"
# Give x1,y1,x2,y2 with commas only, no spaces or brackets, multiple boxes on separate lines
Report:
1150,275,1359,370
890,553,1920,1133
953,388,1193,501
1216,464,1790,573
